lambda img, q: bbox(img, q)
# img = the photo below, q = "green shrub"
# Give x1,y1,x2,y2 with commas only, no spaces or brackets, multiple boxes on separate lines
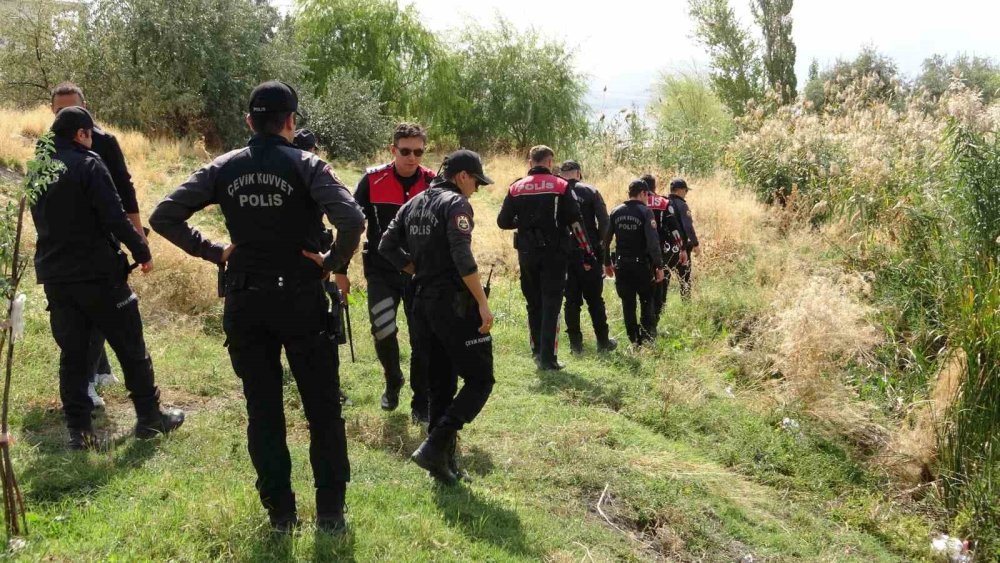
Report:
300,72,392,161
649,71,735,176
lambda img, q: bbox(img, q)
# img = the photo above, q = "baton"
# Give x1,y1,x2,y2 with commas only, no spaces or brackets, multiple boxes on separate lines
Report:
344,295,355,362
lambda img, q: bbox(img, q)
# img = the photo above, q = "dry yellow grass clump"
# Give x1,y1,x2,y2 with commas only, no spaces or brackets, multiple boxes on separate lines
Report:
1,105,221,321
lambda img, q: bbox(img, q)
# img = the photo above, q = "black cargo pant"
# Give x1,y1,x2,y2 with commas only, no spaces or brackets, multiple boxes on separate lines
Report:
518,249,568,364
86,333,113,379
665,261,692,300
410,285,494,432
614,258,657,345
223,275,349,512
44,281,161,430
564,256,609,345
365,262,429,413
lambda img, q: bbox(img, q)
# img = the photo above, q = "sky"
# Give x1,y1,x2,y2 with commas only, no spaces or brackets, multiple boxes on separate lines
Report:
276,0,1000,115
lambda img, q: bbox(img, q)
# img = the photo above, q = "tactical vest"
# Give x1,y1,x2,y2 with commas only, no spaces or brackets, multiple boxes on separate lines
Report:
367,163,434,206
647,194,683,255
508,172,568,248
610,201,652,260
215,139,324,277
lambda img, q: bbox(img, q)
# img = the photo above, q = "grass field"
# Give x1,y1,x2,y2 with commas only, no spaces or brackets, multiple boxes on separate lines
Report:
0,107,941,561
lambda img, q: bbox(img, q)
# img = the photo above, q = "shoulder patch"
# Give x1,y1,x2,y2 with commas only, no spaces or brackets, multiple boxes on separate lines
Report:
651,218,657,230
455,213,472,233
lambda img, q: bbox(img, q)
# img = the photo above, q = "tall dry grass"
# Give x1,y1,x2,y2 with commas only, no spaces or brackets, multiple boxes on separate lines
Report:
1,106,221,322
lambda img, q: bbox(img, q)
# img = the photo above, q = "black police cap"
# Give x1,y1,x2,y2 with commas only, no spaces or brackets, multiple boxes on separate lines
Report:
559,160,581,172
51,106,95,137
293,128,318,151
248,80,299,115
628,179,649,197
669,178,689,190
443,149,493,186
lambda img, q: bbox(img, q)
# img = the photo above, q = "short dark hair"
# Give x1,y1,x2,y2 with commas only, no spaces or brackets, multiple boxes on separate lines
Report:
393,122,427,145
529,145,554,164
51,82,85,104
249,112,293,136
640,174,656,192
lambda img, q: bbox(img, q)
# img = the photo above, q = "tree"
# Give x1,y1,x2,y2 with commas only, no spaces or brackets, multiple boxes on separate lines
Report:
688,0,764,116
804,46,903,112
649,70,735,175
432,19,589,152
78,0,297,148
916,54,1000,103
0,0,86,107
294,0,440,119
751,0,796,103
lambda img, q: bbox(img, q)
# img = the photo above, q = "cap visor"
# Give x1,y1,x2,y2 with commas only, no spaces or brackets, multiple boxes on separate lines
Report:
474,173,494,185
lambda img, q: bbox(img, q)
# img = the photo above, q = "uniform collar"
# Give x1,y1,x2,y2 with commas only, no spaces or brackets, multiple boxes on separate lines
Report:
392,163,422,180
53,136,89,152
669,193,686,202
249,133,296,148
625,199,644,206
430,177,462,194
528,166,551,175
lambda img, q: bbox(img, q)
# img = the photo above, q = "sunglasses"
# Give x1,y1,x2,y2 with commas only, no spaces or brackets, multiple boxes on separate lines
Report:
395,147,425,157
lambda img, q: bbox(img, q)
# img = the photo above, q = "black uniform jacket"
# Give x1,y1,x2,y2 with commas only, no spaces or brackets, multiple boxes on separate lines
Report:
150,133,364,278
30,137,150,284
378,179,478,292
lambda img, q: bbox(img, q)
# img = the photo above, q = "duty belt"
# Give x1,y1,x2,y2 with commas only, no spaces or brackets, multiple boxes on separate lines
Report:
615,255,648,264
226,272,320,292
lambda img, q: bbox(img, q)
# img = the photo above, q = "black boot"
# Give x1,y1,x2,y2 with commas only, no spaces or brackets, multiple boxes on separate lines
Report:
411,425,458,485
596,337,618,353
568,334,584,355
536,357,566,371
265,490,298,534
68,427,100,451
316,482,347,534
135,408,185,440
447,434,470,483
411,408,429,428
380,373,404,411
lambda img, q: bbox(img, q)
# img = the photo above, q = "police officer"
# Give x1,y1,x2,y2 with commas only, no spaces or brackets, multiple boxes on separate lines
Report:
150,81,365,533
667,178,699,300
603,179,664,346
293,128,319,153
336,123,434,423
30,107,184,450
50,82,144,406
642,174,688,324
558,160,615,355
497,146,596,370
379,149,494,485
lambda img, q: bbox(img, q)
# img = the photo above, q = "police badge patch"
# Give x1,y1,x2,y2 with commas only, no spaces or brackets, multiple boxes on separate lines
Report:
456,214,472,232
651,219,657,230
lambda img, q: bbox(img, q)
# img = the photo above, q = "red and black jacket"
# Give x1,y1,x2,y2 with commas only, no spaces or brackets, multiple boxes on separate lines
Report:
352,162,435,273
